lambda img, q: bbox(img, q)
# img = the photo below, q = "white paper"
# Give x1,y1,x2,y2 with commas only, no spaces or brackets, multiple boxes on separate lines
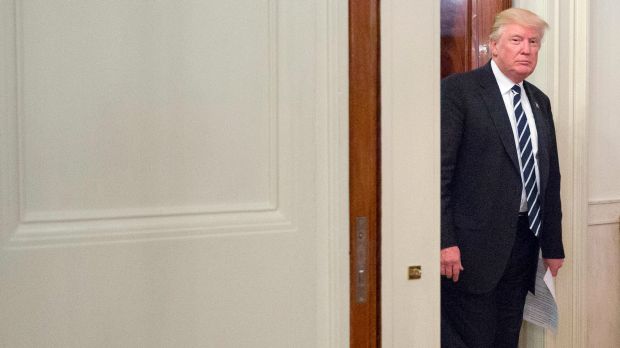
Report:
543,267,557,301
523,256,558,332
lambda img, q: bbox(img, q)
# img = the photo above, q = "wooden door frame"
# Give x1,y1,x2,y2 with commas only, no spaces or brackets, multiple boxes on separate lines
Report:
349,0,381,347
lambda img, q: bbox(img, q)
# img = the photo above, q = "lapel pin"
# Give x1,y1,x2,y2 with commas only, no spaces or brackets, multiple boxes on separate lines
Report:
535,102,540,109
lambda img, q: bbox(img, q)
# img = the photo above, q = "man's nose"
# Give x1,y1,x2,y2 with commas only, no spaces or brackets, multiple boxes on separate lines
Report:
521,42,531,54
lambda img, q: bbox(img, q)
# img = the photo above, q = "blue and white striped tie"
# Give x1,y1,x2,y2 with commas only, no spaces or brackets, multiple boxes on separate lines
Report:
512,84,541,237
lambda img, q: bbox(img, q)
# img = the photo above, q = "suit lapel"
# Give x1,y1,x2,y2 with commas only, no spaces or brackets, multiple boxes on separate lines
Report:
524,82,550,201
477,63,520,173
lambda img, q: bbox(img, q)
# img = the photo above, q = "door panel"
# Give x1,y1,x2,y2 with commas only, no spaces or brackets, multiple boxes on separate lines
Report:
441,0,512,78
381,1,440,347
20,1,275,220
0,1,348,347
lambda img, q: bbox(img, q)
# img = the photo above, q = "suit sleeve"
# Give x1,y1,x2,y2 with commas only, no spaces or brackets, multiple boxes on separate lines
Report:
540,98,565,259
441,78,465,249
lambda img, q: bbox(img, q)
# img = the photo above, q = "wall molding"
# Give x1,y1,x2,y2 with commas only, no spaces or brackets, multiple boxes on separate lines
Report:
545,1,589,348
2,0,291,247
7,210,295,249
0,0,18,248
588,199,620,226
316,0,350,346
21,203,278,223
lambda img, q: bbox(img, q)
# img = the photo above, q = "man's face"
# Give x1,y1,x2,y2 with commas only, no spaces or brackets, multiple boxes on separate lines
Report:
490,23,541,83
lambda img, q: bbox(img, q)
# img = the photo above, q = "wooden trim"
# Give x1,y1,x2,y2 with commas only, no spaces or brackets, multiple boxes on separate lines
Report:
349,0,381,347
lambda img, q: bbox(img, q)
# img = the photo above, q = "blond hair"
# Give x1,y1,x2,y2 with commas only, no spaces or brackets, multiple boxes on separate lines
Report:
489,8,549,42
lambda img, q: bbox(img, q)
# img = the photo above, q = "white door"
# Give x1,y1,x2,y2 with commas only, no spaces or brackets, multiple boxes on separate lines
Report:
0,1,348,347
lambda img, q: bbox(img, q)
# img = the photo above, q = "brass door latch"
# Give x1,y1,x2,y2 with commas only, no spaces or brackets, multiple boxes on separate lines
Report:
408,265,422,280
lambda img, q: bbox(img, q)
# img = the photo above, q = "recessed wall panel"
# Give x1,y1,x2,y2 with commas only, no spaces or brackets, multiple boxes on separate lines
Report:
19,0,275,220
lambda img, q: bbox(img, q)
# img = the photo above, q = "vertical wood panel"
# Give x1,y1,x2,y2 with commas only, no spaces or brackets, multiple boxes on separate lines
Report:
441,0,511,78
349,0,380,347
441,0,470,78
471,0,511,67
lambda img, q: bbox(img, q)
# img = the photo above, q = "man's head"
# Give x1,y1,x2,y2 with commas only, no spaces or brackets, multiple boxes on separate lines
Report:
489,8,548,83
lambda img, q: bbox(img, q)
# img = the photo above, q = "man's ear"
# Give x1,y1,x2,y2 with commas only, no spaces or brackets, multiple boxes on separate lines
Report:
489,40,498,57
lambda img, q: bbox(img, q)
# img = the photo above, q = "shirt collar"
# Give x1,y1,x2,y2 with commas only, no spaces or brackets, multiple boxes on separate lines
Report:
491,60,523,95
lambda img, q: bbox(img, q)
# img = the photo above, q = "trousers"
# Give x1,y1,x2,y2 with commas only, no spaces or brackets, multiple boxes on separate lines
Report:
441,215,539,348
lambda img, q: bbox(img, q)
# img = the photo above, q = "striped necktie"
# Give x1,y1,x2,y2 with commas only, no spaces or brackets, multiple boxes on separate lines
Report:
512,84,541,237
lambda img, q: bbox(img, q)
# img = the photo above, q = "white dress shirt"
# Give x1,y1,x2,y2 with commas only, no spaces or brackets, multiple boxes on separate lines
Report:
491,60,541,213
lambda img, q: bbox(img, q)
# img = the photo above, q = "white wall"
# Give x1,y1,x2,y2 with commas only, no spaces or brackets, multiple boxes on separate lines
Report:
589,0,620,201
587,0,620,347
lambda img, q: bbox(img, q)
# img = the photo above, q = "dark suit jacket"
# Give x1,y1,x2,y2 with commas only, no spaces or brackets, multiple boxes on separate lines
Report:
441,61,565,294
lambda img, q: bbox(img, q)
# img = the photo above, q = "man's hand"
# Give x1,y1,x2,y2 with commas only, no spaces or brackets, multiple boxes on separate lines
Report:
441,246,464,282
543,258,564,277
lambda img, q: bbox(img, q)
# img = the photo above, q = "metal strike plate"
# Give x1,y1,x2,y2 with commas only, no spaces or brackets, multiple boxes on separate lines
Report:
408,265,422,280
355,217,369,303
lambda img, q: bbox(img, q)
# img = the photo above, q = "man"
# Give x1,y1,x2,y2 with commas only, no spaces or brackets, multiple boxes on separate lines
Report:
440,8,565,348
